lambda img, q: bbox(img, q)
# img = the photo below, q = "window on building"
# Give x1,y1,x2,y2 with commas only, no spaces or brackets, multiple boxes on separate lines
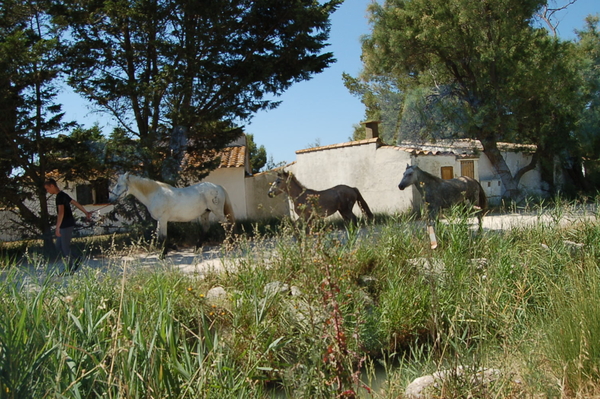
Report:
441,166,454,180
461,160,475,179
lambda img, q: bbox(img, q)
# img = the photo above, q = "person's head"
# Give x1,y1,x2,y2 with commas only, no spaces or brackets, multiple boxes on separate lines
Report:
44,178,60,194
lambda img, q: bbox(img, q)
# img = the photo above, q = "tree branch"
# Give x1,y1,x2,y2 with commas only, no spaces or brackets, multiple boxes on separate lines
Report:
536,0,578,37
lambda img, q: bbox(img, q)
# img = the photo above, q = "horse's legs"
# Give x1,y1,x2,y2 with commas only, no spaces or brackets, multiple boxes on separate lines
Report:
157,220,169,258
426,207,439,250
210,205,228,225
336,198,357,225
193,211,210,249
477,210,484,232
199,211,210,232
339,207,357,225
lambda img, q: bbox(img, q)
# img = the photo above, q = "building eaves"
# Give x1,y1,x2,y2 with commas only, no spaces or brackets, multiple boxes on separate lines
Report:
253,161,297,177
295,138,380,155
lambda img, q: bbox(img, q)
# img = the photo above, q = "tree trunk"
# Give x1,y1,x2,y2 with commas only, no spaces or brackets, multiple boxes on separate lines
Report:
161,125,187,183
38,188,54,253
479,136,524,202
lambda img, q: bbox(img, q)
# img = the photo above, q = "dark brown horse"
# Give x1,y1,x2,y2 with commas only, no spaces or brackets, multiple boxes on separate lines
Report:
398,164,488,230
268,171,373,223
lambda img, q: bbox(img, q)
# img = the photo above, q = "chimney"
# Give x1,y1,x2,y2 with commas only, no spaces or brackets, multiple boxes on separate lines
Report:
362,120,380,139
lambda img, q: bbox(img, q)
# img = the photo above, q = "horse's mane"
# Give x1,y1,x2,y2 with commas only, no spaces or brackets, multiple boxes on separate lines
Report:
413,166,443,183
283,171,306,190
128,175,172,196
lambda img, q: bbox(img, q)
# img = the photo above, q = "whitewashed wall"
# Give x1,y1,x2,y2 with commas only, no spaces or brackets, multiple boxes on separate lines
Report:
415,155,480,180
478,150,544,203
201,167,248,220
245,171,289,220
286,141,414,217
201,166,290,221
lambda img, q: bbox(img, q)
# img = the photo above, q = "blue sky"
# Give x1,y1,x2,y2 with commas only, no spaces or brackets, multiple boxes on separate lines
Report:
59,0,600,166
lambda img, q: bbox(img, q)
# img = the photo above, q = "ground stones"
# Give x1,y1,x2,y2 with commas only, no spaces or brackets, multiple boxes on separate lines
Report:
405,366,505,399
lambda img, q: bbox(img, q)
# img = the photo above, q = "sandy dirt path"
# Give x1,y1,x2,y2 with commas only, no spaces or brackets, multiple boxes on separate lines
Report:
6,205,597,291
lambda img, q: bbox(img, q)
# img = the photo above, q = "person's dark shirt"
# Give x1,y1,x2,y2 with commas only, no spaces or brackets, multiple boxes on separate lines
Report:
56,191,75,228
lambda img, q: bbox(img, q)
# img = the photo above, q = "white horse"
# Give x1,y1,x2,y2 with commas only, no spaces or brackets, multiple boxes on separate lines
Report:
109,173,235,254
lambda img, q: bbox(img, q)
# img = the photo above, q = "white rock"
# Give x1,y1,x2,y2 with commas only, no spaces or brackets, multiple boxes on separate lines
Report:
206,286,227,299
405,367,503,399
405,375,435,399
407,258,446,276
264,281,289,295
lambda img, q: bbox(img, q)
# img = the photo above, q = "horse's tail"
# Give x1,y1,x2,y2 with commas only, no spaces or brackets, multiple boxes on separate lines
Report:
476,182,488,230
478,184,488,212
355,188,374,220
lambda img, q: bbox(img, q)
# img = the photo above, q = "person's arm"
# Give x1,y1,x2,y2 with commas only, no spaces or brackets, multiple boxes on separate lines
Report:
70,199,92,221
56,204,64,237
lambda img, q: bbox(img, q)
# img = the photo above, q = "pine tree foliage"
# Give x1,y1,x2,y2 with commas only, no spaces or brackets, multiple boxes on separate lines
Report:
51,0,342,180
352,0,589,198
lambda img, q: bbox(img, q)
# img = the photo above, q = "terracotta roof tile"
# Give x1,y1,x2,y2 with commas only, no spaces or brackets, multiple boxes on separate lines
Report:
386,146,477,158
396,139,536,155
182,145,247,170
218,145,246,168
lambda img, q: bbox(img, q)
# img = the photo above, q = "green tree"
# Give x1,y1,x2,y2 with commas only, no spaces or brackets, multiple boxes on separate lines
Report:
344,72,403,143
0,0,80,248
246,134,267,174
52,0,342,182
566,15,600,190
576,16,600,159
355,0,585,199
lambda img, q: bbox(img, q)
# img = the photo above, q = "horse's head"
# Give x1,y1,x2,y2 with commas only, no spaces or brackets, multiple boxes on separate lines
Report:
398,164,418,190
268,171,288,198
109,173,130,202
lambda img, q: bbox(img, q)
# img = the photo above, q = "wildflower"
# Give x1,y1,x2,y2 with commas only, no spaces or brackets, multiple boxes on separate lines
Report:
199,294,205,298
209,312,214,316
187,287,193,292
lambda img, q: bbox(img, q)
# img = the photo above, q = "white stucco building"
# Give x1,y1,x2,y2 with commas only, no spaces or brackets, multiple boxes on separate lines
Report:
281,123,546,219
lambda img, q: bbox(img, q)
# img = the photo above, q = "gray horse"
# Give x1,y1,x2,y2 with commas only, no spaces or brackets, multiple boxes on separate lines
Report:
268,171,373,224
398,164,488,230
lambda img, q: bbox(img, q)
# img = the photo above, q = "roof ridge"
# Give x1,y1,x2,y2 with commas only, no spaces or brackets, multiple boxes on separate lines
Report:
296,137,380,154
